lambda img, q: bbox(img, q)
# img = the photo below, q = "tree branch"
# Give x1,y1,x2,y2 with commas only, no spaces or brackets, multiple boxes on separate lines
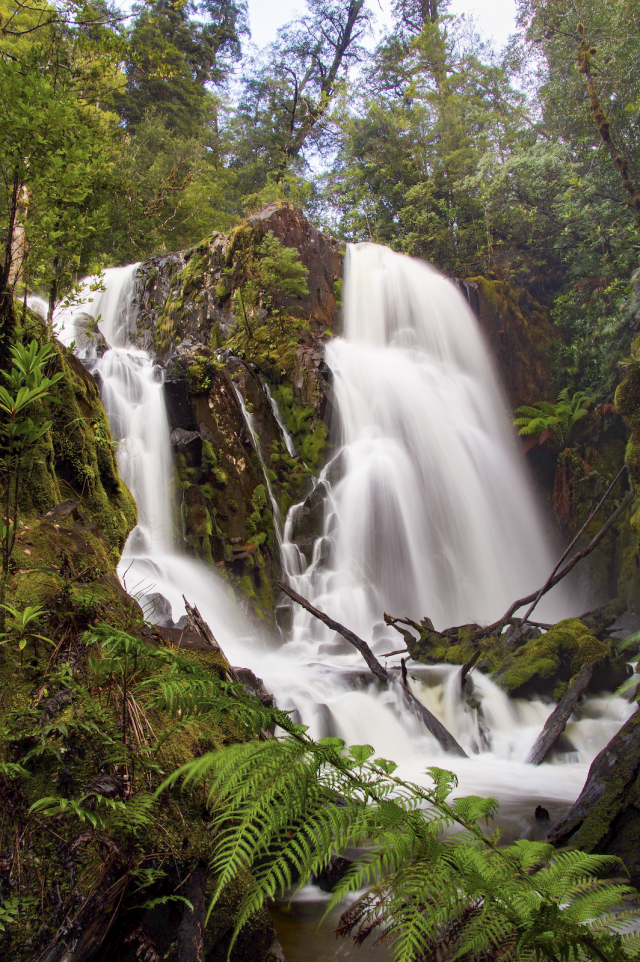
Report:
276,581,467,756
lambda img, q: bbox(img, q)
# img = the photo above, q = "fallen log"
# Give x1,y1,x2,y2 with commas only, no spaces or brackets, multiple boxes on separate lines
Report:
547,706,640,882
526,661,596,766
276,581,467,757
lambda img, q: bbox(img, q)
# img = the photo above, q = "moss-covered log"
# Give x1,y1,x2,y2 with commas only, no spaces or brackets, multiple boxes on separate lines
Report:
548,708,640,882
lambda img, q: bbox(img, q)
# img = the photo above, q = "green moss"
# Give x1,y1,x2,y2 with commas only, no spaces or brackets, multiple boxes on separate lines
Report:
185,355,216,395
271,384,327,472
252,484,267,511
239,574,256,598
496,619,610,697
12,329,137,564
444,644,465,664
300,421,328,470
213,467,228,488
201,439,218,470
187,503,213,538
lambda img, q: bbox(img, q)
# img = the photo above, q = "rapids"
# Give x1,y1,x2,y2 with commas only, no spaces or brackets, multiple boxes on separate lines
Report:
29,245,635,844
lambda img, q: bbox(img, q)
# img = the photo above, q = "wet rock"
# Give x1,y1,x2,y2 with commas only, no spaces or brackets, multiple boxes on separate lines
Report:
290,481,328,562
312,855,353,893
578,598,628,639
535,806,550,822
171,427,201,446
492,618,611,700
234,668,275,711
72,311,108,355
247,203,342,331
274,592,293,633
461,275,561,410
141,591,173,627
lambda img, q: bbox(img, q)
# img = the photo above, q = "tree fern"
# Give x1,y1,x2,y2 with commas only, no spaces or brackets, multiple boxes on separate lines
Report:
162,735,640,962
514,389,592,448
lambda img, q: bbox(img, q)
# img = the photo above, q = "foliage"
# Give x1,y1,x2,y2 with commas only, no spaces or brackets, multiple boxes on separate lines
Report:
163,732,640,962
0,339,63,614
514,388,623,525
230,0,372,199
514,389,593,450
0,0,124,330
226,229,309,335
0,620,294,954
0,602,53,658
118,0,249,137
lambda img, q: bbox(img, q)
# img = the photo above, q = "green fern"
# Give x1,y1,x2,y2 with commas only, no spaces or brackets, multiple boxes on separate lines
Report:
514,388,592,448
161,735,640,962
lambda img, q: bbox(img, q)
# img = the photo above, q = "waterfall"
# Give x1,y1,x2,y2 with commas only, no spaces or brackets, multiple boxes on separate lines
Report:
30,250,635,834
283,242,568,646
30,267,253,657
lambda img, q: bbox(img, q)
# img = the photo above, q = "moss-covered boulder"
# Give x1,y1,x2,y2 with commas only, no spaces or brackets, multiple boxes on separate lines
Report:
389,609,631,702
17,309,137,564
491,619,611,699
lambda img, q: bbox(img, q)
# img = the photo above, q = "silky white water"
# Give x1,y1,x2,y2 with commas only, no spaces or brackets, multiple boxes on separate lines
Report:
29,248,635,839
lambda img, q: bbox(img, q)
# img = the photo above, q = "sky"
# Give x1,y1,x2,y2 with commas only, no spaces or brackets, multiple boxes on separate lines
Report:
247,0,518,50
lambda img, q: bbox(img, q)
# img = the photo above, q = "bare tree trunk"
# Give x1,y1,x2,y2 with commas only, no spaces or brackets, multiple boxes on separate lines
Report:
578,24,640,218
8,185,28,287
548,708,640,881
177,866,207,962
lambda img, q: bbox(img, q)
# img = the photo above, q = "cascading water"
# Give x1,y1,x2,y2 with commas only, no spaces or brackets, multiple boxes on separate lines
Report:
31,247,634,840
284,242,567,638
30,268,254,652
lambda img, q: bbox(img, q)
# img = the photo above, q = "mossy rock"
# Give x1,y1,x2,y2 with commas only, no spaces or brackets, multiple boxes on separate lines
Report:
15,309,137,565
493,618,610,699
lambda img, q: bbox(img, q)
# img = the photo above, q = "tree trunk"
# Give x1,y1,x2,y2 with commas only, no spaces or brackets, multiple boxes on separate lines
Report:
177,866,207,962
277,581,467,757
527,661,595,765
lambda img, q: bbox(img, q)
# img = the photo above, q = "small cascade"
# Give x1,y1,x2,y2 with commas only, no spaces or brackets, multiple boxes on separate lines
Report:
30,268,255,657
233,385,283,542
260,377,297,457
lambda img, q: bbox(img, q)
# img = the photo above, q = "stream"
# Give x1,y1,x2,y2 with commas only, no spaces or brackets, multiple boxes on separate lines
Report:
30,242,636,960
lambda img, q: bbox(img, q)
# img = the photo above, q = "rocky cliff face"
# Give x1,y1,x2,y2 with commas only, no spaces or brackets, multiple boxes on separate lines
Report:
458,276,562,410
130,204,340,619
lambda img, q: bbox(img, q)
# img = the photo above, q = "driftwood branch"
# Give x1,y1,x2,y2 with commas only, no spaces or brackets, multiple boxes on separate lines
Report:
277,581,467,757
526,661,595,766
183,596,239,683
484,487,633,636
519,465,628,628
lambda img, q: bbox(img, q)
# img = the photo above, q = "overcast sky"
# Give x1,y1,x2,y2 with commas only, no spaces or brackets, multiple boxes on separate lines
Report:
247,0,518,50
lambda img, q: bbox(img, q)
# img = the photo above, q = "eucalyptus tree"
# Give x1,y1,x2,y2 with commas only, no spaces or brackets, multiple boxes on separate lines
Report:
326,7,527,275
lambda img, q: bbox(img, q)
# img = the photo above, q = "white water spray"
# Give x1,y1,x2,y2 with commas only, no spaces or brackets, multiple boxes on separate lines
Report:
30,248,634,836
